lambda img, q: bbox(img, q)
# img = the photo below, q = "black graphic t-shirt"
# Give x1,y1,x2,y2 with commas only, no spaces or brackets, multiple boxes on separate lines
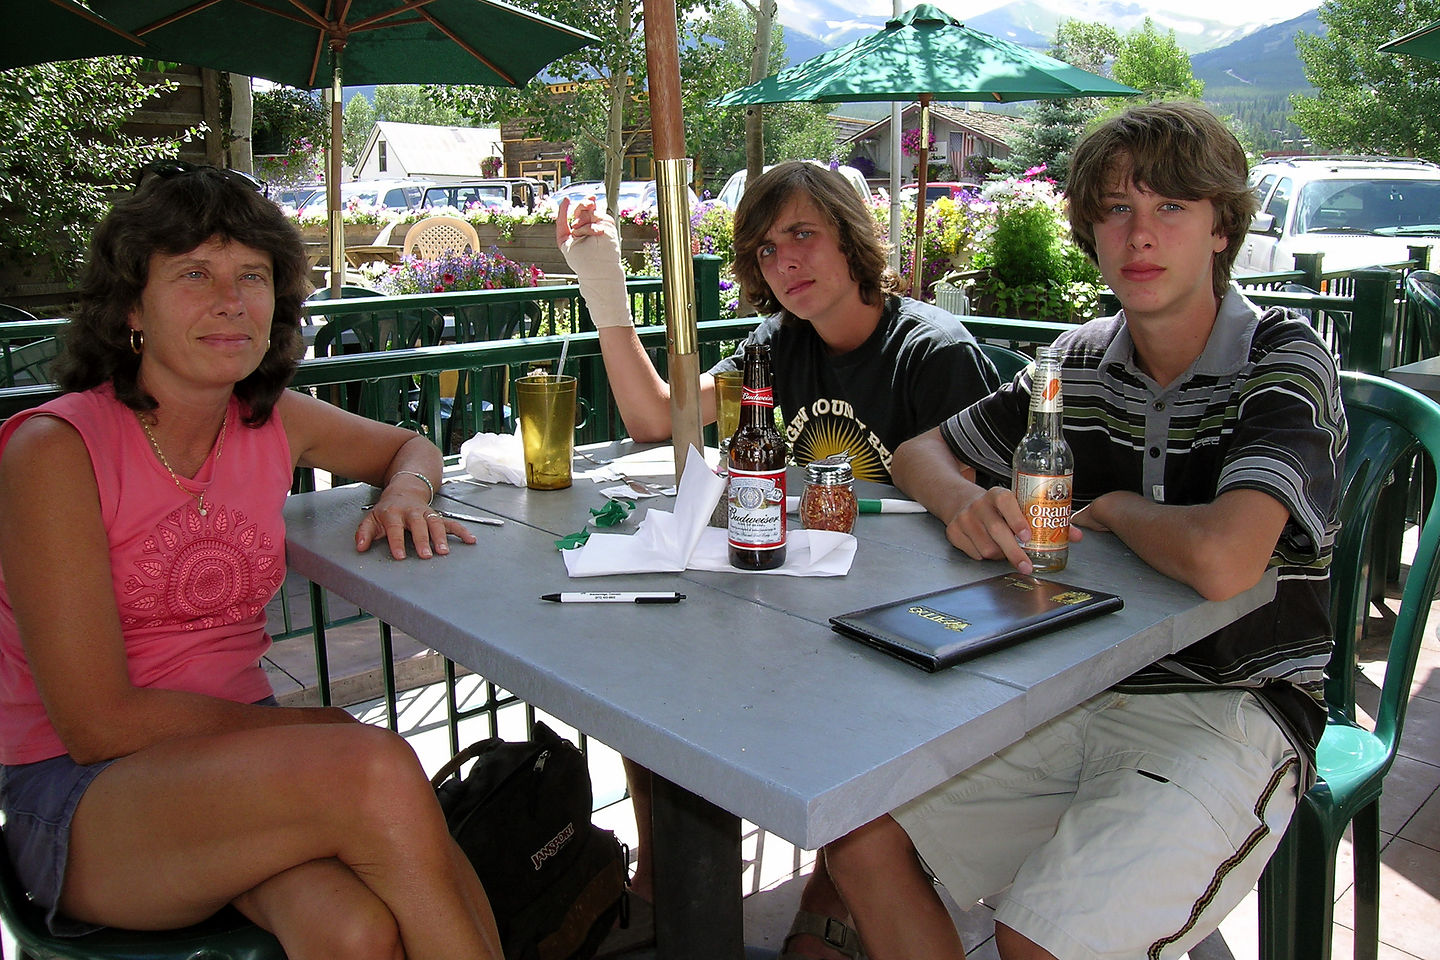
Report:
711,296,999,482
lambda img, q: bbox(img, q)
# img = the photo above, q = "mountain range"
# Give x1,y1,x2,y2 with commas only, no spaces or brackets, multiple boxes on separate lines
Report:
776,1,1324,141
779,0,1317,60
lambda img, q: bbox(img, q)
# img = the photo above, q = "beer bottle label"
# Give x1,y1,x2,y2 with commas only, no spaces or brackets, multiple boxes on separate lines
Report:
1014,471,1072,553
728,467,786,548
741,384,774,408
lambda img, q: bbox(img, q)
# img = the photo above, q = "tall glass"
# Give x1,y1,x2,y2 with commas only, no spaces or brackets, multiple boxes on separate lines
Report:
714,369,744,443
515,373,577,490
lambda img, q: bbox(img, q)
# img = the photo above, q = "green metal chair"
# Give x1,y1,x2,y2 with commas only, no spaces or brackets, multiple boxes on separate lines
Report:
1399,270,1440,366
1258,371,1440,960
1,337,61,387
311,303,445,440
0,821,285,960
444,297,543,450
978,342,1030,381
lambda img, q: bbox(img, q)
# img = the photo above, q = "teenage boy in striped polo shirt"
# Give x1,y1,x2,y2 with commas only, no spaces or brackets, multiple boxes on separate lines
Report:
815,101,1347,960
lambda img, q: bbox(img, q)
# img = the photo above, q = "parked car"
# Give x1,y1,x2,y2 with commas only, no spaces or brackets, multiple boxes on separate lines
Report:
1236,156,1440,275
898,180,982,205
295,178,432,219
272,182,324,214
544,179,697,217
714,162,872,210
423,177,548,213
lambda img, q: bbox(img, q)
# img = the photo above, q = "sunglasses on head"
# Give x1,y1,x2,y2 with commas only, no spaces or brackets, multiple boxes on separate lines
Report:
135,159,266,193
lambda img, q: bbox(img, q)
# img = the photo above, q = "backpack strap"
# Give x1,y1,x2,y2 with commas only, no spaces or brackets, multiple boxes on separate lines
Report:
430,738,499,788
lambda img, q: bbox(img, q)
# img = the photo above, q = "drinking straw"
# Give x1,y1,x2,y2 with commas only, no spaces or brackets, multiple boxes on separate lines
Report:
557,332,572,376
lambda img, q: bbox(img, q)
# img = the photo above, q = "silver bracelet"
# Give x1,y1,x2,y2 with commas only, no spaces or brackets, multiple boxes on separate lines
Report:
390,470,434,504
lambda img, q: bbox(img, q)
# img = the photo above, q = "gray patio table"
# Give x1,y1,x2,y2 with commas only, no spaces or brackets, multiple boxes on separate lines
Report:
282,441,1276,960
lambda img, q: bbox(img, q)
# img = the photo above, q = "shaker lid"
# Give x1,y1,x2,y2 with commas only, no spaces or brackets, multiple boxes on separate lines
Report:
804,453,853,483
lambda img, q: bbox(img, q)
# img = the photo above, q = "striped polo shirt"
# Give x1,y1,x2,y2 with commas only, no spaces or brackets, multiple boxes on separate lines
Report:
940,285,1346,755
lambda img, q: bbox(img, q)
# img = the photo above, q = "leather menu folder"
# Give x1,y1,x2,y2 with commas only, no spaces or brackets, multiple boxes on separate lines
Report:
830,573,1124,672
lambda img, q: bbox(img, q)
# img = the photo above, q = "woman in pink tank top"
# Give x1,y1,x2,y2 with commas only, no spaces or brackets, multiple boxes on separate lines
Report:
0,163,498,958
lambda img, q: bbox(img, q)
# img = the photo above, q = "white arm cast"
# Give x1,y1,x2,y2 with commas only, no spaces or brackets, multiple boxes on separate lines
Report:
560,220,633,329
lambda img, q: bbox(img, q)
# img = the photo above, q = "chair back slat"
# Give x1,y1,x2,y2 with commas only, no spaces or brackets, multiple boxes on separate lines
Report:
1332,372,1440,753
406,216,482,259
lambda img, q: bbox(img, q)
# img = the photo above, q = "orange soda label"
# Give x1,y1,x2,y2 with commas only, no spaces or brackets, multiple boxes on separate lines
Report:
1014,471,1071,552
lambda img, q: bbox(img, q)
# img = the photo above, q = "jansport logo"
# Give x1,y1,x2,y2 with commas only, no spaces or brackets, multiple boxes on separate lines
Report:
531,821,576,870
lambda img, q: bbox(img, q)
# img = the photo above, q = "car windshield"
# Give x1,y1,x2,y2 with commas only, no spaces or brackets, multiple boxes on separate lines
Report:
424,185,508,210
1293,178,1440,236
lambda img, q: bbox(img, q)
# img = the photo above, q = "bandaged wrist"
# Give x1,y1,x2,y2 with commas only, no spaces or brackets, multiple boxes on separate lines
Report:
577,275,633,329
561,234,633,329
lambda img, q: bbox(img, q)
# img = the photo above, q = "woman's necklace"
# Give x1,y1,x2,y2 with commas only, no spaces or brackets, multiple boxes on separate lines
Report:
137,408,228,517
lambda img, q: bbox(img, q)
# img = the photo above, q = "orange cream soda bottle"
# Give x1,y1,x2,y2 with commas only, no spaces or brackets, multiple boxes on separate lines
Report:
1011,346,1074,572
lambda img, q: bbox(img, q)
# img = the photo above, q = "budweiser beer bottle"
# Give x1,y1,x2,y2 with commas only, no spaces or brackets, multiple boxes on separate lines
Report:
1012,346,1074,572
728,344,787,570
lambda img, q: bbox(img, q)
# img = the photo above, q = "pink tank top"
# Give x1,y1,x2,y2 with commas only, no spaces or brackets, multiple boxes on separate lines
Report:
0,385,292,764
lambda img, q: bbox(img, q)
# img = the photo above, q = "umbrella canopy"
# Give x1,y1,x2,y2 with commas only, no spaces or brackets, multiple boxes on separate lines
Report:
711,4,1137,107
70,0,596,295
710,3,1137,295
86,0,597,89
1379,19,1440,61
0,0,149,69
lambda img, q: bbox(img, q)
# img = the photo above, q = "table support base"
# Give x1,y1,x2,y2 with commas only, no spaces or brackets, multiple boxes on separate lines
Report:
652,774,744,960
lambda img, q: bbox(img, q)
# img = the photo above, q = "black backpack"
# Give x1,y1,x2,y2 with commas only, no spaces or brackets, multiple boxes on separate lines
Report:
432,722,627,960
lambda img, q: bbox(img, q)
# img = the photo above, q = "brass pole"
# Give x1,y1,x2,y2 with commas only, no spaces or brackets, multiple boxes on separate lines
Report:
643,0,703,484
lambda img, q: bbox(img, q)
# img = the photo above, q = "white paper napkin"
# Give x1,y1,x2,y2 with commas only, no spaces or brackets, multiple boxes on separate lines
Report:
459,430,527,486
562,446,856,578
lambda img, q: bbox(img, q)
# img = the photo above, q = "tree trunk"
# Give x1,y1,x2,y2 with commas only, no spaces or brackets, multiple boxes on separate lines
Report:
228,73,254,174
745,0,776,180
603,0,632,220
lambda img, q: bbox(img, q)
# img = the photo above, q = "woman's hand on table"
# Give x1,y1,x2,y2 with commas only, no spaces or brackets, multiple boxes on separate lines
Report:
355,475,477,560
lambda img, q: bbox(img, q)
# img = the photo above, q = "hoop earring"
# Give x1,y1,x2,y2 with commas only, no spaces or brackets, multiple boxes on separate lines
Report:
130,330,144,354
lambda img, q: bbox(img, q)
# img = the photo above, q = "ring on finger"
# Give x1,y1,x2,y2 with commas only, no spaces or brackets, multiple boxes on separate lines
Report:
424,511,441,520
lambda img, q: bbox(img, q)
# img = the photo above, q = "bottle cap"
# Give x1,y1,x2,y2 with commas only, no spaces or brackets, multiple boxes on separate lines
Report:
804,453,853,485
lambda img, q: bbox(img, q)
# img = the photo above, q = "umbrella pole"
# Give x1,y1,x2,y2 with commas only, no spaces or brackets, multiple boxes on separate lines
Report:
644,0,704,485
328,45,345,299
910,94,931,299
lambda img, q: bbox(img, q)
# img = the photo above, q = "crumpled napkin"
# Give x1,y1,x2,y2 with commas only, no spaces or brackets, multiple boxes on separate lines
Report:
561,446,856,578
459,430,526,486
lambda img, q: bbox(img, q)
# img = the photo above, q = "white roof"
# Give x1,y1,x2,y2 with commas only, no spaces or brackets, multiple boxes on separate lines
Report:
359,121,503,178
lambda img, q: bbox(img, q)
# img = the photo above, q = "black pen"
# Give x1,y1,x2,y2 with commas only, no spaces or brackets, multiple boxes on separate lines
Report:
540,591,686,604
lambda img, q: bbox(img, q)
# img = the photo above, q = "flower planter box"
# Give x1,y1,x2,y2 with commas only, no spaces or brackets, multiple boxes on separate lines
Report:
298,220,658,277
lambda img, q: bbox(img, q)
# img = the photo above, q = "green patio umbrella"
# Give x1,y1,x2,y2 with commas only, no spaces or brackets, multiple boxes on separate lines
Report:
0,0,149,69
1379,19,1440,61
711,3,1138,296
78,0,598,295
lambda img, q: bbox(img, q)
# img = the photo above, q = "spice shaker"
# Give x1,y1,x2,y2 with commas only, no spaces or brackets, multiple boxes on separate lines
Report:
799,454,858,534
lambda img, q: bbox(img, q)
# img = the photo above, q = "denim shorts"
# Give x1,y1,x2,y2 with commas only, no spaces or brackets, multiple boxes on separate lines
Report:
1,752,117,935
0,696,279,936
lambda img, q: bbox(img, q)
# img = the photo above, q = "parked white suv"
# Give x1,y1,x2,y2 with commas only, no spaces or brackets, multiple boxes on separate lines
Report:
1236,156,1440,275
714,162,872,210
295,178,431,219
